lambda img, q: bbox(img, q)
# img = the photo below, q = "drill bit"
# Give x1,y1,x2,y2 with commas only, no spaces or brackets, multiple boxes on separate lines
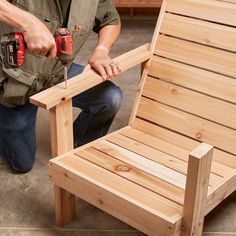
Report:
64,65,67,89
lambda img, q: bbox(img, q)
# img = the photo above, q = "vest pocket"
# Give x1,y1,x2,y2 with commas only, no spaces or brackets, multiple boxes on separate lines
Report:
2,68,37,106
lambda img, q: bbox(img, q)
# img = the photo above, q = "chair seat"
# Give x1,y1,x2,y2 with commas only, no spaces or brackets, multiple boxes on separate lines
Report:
48,126,236,234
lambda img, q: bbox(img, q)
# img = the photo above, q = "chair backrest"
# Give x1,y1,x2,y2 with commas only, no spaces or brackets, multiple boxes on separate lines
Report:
131,0,236,156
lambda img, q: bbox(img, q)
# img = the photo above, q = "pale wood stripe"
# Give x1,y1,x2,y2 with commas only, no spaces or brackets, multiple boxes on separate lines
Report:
119,128,233,178
137,97,236,155
92,140,186,189
155,35,236,78
148,56,236,104
75,147,184,205
106,133,223,186
166,0,236,27
161,13,236,52
142,77,236,129
52,155,183,223
132,119,236,169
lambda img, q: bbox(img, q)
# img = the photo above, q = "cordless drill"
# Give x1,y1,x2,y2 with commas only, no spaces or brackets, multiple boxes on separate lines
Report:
0,28,73,89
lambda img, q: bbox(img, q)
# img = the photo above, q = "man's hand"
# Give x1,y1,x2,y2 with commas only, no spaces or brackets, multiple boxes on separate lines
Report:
84,23,121,80
85,45,121,80
0,0,57,58
22,18,57,59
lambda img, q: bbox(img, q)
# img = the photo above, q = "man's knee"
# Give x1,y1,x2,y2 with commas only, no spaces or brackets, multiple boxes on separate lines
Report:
104,81,123,115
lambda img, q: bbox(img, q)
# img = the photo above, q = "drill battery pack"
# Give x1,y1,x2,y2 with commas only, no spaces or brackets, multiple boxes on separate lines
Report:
0,32,25,68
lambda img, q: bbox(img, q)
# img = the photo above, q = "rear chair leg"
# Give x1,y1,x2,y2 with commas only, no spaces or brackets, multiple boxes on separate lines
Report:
181,143,213,236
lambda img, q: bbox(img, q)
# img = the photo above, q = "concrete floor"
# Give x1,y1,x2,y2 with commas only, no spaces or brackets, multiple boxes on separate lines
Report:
0,19,236,236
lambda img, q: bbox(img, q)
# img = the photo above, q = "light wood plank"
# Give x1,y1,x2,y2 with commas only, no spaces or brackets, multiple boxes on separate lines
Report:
206,172,236,215
119,128,233,177
132,119,236,169
49,158,181,235
160,13,236,52
106,133,223,185
155,35,236,78
51,155,183,222
76,147,184,205
166,0,236,27
30,44,152,110
129,0,168,125
143,77,236,129
136,97,236,155
148,56,236,104
181,143,213,236
49,99,75,226
92,140,186,189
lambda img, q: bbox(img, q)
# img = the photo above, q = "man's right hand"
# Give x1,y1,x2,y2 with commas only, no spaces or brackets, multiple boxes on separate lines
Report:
0,0,57,59
22,18,57,59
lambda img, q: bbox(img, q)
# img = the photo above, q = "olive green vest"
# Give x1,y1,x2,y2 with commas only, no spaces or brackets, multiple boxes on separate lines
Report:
0,0,100,106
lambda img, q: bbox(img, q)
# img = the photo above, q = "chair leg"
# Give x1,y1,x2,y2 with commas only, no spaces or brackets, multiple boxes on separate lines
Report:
181,143,213,236
54,185,76,226
49,99,76,226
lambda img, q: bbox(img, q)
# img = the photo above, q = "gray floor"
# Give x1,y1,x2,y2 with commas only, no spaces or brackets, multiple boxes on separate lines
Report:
0,19,235,236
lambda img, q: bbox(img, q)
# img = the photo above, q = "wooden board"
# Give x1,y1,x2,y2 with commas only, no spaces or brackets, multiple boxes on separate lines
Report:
155,35,236,78
166,0,236,27
160,13,236,52
113,0,162,7
49,158,181,235
30,44,151,110
118,128,233,178
136,97,236,155
148,56,236,104
132,119,236,169
76,146,185,205
142,76,236,129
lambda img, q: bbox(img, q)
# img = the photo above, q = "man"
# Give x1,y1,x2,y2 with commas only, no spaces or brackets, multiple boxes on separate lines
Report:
0,0,122,173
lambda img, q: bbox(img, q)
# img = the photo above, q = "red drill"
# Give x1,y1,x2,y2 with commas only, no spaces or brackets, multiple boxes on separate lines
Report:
55,28,73,89
0,28,72,89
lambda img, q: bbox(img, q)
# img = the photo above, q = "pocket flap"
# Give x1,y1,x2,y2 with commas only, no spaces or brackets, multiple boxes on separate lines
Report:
2,67,36,86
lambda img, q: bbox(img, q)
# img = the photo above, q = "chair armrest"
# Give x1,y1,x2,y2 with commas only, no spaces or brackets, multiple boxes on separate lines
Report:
30,43,152,110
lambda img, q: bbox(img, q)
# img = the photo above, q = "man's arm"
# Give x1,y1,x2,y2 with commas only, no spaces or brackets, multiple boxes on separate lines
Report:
0,0,56,58
86,23,121,80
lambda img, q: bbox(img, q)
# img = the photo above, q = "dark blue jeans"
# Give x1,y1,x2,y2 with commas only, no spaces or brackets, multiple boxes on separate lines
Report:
0,64,123,173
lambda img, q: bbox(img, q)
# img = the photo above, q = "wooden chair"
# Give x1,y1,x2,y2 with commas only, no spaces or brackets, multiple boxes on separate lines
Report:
30,0,236,235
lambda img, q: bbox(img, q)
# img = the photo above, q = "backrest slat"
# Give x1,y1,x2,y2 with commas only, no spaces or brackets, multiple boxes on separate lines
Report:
161,13,236,52
148,56,236,104
166,0,236,27
131,0,236,156
142,76,236,129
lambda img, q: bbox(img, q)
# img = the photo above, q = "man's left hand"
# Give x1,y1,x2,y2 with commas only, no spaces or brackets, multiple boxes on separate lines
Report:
84,45,121,80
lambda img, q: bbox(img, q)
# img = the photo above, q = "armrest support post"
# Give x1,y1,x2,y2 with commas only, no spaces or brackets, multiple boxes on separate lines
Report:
181,143,214,236
49,98,76,226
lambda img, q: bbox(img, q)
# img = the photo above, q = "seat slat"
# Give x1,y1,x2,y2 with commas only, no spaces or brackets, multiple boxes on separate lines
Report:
148,56,236,104
107,133,188,175
55,155,183,219
132,119,236,169
160,13,236,52
137,97,236,155
119,128,233,178
142,77,236,129
75,147,185,205
166,0,236,27
155,35,236,78
91,140,186,189
106,133,223,185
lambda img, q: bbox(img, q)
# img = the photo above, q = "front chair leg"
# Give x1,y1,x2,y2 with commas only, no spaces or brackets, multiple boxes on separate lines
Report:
50,99,76,226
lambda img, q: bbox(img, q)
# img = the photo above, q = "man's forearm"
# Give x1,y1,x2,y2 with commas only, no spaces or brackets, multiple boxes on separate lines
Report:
0,0,35,31
96,23,121,52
